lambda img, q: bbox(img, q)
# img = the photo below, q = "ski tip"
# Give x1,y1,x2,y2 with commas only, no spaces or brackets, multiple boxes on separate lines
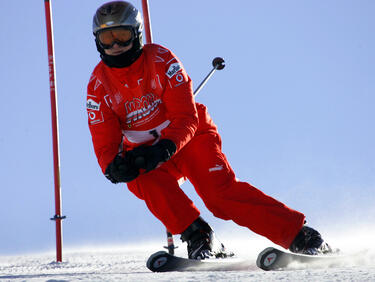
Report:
256,247,282,271
146,251,170,272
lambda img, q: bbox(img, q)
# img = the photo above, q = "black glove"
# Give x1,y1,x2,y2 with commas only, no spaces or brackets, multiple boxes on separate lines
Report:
127,139,177,172
105,154,140,183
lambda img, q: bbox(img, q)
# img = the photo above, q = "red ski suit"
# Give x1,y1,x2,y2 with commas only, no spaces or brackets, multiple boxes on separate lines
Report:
87,44,305,249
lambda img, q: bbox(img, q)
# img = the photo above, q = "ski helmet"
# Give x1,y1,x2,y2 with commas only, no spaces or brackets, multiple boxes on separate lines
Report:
93,1,144,67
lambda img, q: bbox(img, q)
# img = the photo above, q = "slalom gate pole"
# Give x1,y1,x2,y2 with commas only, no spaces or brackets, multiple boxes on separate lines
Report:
44,0,65,263
141,0,176,255
141,0,153,44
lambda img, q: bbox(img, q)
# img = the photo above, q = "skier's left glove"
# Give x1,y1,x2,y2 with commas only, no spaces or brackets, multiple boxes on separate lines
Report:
105,154,140,184
127,139,177,172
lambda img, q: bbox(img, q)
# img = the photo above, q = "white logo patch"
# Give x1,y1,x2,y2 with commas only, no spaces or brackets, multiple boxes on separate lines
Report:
166,62,181,78
87,99,101,111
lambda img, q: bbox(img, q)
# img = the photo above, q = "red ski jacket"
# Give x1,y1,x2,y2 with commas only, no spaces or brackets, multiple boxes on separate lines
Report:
87,44,217,173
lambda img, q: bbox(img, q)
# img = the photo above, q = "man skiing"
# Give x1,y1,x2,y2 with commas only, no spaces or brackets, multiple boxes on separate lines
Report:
87,1,332,259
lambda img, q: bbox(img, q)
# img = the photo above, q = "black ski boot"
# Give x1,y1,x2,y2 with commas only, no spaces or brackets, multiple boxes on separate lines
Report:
180,217,214,259
180,217,231,260
289,225,333,255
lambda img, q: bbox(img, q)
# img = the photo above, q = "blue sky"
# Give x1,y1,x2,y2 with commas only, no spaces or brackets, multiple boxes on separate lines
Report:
0,0,374,255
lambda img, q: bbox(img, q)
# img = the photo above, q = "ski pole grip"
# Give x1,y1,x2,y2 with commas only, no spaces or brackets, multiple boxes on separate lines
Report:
212,57,225,70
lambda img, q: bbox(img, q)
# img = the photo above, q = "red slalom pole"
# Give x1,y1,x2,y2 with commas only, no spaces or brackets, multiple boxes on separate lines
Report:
141,0,153,44
140,0,176,255
44,0,65,262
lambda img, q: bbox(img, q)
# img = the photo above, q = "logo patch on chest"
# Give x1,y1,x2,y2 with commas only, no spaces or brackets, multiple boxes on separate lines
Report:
124,93,162,126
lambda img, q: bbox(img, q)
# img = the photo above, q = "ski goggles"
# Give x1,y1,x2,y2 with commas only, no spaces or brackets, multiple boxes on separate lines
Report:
96,27,134,49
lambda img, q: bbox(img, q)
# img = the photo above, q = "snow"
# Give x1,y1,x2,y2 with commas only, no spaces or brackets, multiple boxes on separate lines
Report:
1,238,375,282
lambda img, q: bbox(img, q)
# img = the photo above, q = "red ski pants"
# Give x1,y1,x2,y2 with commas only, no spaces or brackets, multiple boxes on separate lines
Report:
127,132,305,249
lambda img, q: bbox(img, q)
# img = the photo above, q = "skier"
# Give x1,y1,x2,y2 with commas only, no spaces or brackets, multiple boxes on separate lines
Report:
87,1,332,259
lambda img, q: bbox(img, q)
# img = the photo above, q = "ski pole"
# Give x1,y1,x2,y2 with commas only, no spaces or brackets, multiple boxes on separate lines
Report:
164,231,176,255
194,57,225,96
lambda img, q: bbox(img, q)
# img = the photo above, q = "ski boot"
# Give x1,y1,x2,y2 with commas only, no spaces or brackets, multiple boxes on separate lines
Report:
180,217,232,260
289,225,333,255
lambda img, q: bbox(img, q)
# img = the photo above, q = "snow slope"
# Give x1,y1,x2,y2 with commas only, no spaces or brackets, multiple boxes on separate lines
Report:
1,238,375,282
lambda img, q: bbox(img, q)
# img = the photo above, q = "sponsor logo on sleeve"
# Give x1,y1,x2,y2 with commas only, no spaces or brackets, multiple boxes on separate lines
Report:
87,99,101,111
87,98,104,125
88,111,104,125
166,62,181,78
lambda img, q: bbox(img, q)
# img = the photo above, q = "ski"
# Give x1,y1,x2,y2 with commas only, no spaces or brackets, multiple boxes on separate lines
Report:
146,251,253,272
147,248,349,272
256,247,346,271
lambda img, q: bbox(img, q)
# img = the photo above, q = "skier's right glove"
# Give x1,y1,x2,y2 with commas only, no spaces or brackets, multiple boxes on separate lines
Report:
105,154,139,184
